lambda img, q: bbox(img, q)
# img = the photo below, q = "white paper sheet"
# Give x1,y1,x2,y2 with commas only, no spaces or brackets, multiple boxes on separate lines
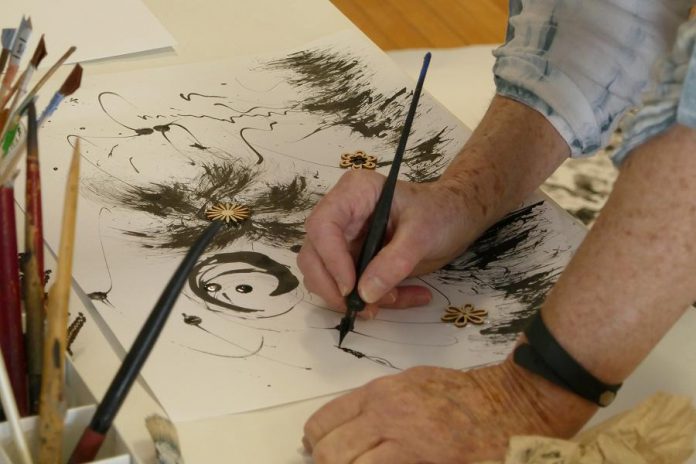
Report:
22,30,586,422
4,0,175,66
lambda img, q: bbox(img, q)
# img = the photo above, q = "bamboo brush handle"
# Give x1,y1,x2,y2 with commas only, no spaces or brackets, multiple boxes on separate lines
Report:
37,142,80,464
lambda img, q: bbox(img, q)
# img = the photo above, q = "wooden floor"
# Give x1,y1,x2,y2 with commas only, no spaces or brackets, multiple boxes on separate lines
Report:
330,0,509,50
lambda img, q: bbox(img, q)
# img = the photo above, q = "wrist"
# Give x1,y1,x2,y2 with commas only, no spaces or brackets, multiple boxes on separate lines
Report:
439,96,568,226
500,353,597,437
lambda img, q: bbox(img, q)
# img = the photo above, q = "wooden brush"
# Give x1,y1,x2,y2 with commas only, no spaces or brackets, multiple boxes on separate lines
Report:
0,17,31,105
22,101,45,414
0,63,83,185
38,64,83,125
0,130,26,185
0,183,29,416
0,346,33,464
145,415,185,464
0,35,47,109
0,28,16,77
37,140,80,463
68,220,223,463
1,45,76,153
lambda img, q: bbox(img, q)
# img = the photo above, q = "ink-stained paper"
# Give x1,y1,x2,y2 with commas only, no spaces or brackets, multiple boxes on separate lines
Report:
23,30,586,422
4,0,175,66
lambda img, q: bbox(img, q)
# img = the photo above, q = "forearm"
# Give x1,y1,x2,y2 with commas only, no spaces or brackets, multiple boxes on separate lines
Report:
439,95,569,241
542,124,696,384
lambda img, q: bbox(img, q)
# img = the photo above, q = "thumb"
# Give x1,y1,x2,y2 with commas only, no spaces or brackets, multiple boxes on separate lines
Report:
357,227,428,304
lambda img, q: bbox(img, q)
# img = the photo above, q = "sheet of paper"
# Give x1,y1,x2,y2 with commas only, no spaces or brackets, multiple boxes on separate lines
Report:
21,30,586,422
4,0,175,66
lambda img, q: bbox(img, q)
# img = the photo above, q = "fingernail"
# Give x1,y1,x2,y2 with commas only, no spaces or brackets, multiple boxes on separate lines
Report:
415,292,432,306
302,435,312,453
337,280,352,297
359,307,376,320
382,290,397,305
360,275,386,304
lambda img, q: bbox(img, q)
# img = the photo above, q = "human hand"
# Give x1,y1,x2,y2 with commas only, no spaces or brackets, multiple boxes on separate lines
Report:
298,169,480,317
303,359,596,463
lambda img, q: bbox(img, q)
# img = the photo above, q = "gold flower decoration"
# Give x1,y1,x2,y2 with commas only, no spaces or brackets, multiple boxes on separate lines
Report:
441,304,488,328
205,203,251,224
340,151,377,170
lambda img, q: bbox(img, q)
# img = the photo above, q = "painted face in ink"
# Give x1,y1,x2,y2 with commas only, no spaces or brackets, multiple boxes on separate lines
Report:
188,251,301,318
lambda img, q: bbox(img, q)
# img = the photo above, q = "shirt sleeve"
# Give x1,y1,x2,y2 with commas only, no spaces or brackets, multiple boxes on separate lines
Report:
493,0,690,157
612,18,696,165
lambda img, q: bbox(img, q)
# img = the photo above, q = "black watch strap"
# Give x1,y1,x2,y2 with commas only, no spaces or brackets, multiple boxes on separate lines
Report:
513,313,622,407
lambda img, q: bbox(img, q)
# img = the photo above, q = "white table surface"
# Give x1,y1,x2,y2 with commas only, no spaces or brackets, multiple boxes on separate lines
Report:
66,1,696,462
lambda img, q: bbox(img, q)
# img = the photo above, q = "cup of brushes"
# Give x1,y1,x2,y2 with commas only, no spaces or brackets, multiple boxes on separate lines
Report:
0,16,129,464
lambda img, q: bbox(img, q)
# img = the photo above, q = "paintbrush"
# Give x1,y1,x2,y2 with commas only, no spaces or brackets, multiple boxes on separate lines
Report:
68,219,223,463
37,139,80,463
22,101,45,415
0,17,32,105
0,64,83,185
0,130,26,185
146,415,185,464
0,29,17,77
0,182,29,416
38,64,83,125
337,52,431,347
0,347,33,464
1,45,77,153
1,35,47,109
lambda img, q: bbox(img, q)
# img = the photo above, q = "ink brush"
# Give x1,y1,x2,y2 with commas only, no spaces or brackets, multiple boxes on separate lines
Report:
337,52,431,347
68,219,224,463
23,101,44,414
38,139,80,461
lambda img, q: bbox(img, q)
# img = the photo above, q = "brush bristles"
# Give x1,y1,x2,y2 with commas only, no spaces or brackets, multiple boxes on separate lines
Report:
146,415,184,464
30,35,47,68
60,64,82,96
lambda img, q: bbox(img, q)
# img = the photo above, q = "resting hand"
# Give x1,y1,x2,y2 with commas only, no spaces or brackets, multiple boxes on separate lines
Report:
303,359,596,463
298,169,479,316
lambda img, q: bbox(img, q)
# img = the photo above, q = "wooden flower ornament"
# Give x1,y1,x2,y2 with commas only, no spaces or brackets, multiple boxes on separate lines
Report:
339,150,377,170
441,304,488,328
205,203,251,225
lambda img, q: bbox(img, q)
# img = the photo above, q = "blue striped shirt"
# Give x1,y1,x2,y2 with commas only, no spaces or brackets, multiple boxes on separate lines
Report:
493,0,692,163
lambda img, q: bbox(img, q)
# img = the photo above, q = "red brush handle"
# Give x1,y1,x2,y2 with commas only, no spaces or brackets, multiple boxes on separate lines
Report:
0,185,28,416
68,428,106,464
26,157,44,281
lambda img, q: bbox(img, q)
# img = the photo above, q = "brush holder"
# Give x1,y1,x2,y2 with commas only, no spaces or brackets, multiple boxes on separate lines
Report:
0,359,132,463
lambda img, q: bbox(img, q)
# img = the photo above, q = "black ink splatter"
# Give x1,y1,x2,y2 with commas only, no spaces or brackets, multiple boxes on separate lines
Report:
87,208,114,306
83,159,316,250
180,313,311,369
262,48,455,182
436,201,564,343
188,251,299,315
337,346,399,370
179,92,226,102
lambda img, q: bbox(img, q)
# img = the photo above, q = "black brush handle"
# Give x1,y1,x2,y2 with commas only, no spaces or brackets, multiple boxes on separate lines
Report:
345,52,432,313
86,221,222,437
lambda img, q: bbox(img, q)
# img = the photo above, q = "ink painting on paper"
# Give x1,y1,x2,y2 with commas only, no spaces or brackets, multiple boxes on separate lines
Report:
32,30,585,421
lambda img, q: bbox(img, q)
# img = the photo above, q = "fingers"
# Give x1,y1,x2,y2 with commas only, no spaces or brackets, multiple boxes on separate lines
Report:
310,415,383,464
297,238,346,310
303,389,365,453
379,285,432,309
353,441,405,464
357,226,429,304
304,211,356,297
299,171,384,309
